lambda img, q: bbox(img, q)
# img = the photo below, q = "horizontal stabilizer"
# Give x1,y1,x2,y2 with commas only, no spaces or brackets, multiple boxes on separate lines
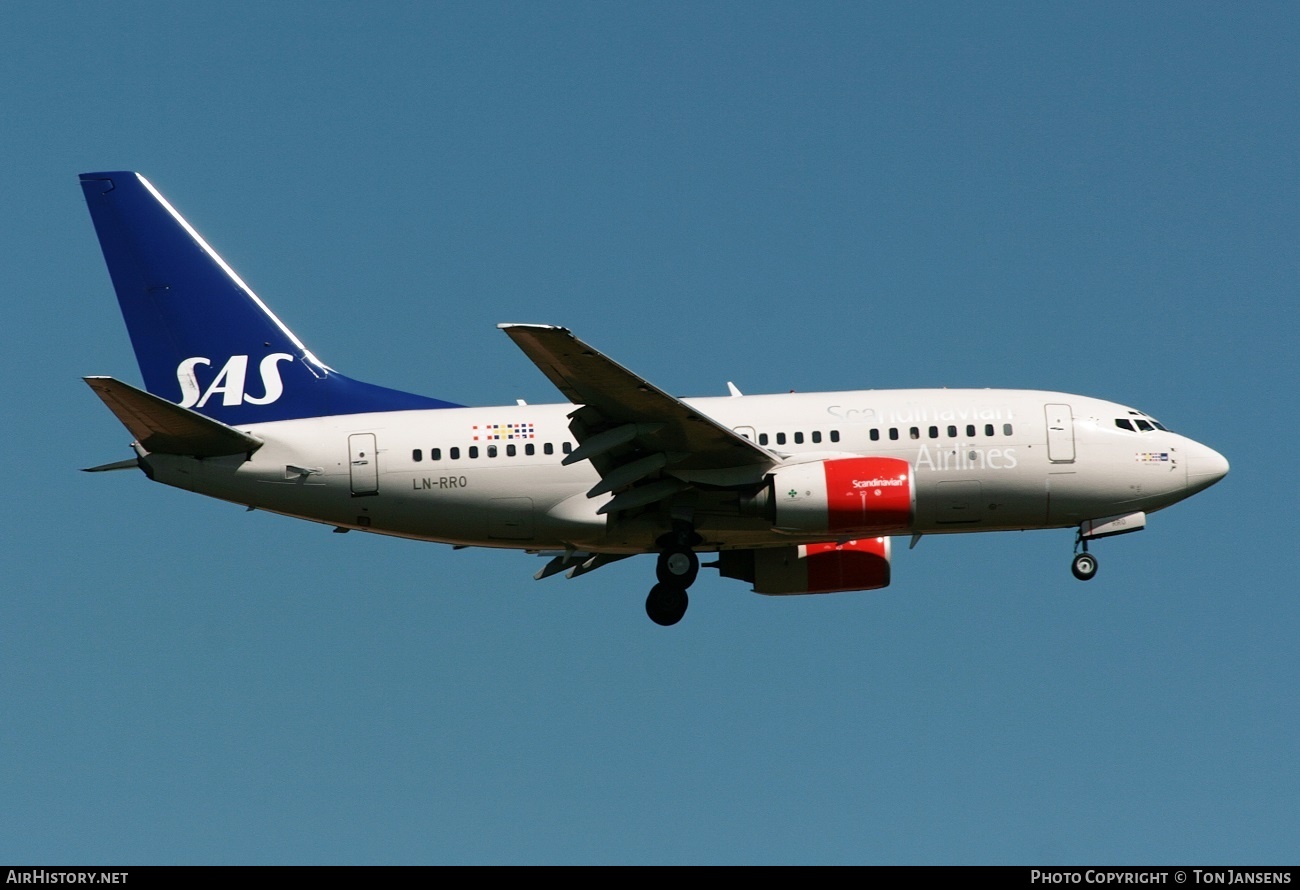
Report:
84,376,263,457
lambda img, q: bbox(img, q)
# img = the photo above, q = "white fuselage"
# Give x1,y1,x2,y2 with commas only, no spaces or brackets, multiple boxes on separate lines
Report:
139,388,1225,555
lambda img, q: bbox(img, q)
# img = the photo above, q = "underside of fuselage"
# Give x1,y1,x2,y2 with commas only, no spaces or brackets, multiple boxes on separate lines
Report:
133,390,1214,556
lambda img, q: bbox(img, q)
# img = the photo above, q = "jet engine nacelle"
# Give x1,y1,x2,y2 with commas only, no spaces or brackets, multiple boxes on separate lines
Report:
717,537,892,595
770,456,914,535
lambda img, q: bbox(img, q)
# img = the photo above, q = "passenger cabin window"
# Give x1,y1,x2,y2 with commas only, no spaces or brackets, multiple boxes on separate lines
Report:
812,431,822,444
506,444,516,457
525,443,535,456
413,449,423,462
450,447,461,460
830,430,840,443
909,427,920,440
758,433,769,445
928,426,939,439
948,425,957,438
776,432,787,445
544,443,554,455
432,448,441,461
966,424,976,437
869,429,880,441
1003,424,1013,436
562,442,573,454
793,432,804,444
984,424,995,437
889,428,899,441
469,446,479,459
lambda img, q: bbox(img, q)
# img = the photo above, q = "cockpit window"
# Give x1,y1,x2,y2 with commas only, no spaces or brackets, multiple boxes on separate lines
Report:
1117,414,1171,433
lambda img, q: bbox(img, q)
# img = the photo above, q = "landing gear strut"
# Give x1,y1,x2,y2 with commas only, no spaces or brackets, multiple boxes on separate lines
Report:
646,523,702,626
1071,530,1099,581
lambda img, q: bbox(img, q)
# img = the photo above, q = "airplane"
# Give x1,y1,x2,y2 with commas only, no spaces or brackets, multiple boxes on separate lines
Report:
78,171,1230,626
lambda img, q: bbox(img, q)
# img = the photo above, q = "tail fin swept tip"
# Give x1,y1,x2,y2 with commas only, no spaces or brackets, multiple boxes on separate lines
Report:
80,171,461,424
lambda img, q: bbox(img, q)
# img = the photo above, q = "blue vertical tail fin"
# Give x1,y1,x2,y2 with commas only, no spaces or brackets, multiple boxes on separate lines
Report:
80,172,460,424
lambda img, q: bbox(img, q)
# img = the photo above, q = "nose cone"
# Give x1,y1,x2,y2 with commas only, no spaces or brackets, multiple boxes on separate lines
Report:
1185,441,1229,495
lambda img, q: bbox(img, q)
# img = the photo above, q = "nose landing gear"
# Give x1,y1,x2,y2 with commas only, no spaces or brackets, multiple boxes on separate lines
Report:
1071,529,1098,581
1069,512,1146,580
1071,551,1099,581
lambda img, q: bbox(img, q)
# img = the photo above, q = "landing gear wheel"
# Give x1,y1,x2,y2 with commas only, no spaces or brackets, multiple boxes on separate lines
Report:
656,547,699,587
1072,552,1099,581
646,583,689,626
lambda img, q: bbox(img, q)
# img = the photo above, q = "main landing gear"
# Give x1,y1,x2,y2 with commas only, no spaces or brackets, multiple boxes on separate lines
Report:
1071,529,1099,581
646,525,701,626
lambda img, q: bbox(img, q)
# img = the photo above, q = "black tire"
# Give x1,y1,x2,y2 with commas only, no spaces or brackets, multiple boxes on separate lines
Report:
645,583,689,626
655,547,699,588
1072,552,1099,581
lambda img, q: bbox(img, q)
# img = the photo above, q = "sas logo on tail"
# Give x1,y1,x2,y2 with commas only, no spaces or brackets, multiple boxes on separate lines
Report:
176,354,293,408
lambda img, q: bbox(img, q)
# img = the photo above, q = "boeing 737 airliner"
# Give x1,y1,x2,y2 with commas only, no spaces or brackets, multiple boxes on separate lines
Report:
79,172,1229,625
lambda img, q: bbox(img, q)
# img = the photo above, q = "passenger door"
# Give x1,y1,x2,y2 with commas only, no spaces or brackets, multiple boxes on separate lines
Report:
1045,404,1075,463
348,433,379,496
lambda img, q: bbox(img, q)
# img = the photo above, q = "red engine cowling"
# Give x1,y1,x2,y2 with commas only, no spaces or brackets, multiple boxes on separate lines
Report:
770,457,914,535
727,537,891,595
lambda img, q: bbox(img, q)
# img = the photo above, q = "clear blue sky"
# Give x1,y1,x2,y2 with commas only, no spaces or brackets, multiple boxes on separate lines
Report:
2,2,1295,864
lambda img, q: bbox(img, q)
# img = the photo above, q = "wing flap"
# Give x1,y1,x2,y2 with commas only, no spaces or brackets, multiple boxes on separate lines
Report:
81,458,142,473
84,376,263,457
532,550,633,580
500,324,775,519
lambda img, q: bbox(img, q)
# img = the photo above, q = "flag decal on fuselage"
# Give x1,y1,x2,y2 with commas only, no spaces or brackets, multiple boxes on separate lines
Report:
472,423,536,441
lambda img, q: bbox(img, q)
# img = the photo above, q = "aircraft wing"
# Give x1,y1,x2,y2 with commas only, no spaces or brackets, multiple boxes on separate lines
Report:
499,324,774,514
85,376,263,458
